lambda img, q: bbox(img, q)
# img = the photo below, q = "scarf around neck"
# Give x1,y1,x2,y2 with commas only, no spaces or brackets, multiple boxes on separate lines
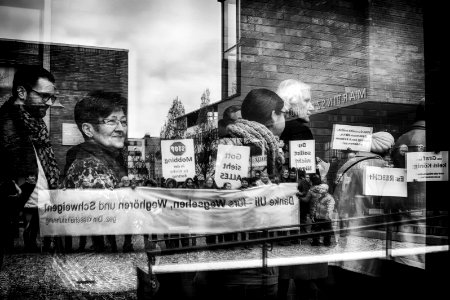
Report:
18,105,60,189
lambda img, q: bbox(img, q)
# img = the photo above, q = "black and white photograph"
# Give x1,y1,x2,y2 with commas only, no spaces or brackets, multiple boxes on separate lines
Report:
0,0,447,299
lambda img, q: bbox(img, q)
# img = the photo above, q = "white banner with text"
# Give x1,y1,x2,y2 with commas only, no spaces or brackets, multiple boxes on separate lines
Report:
38,183,299,236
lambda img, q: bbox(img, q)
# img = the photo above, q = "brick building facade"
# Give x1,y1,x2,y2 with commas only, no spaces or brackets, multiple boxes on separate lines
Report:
0,38,128,170
218,0,424,159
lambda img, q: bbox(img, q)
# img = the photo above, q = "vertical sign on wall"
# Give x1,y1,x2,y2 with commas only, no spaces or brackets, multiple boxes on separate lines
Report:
289,140,315,173
161,139,195,182
215,144,250,189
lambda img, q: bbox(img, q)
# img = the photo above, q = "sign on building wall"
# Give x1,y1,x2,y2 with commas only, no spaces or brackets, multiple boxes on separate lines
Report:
61,123,84,146
161,139,195,182
406,151,448,182
331,124,372,152
215,144,250,189
289,140,316,173
314,88,367,112
363,166,407,197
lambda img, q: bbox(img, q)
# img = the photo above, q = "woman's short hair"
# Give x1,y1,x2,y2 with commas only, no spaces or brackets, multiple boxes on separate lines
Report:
74,90,127,139
241,89,284,126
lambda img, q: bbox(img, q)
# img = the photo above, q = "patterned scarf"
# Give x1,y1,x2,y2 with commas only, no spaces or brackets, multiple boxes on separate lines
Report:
224,119,284,175
18,106,60,189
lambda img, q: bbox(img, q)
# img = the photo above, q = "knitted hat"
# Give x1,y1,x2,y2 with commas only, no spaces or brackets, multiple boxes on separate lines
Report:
371,131,394,154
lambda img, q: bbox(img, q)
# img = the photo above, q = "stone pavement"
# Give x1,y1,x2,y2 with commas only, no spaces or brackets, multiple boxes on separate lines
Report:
0,233,435,299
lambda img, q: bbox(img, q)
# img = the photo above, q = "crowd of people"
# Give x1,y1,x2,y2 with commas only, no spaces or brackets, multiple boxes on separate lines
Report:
0,66,428,300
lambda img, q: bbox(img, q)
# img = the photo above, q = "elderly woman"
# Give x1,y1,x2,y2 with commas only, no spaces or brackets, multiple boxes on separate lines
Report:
61,90,132,253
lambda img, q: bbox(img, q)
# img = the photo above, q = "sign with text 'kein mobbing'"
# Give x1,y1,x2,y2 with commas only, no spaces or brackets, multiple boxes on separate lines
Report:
363,166,407,197
331,124,372,152
161,139,196,182
289,140,316,173
215,144,250,189
406,151,448,182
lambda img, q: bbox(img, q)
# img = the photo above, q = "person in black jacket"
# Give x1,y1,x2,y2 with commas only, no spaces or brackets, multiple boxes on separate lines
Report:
0,66,60,260
276,79,328,300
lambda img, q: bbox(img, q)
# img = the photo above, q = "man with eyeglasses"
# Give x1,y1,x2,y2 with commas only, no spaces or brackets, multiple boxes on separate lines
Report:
0,66,60,263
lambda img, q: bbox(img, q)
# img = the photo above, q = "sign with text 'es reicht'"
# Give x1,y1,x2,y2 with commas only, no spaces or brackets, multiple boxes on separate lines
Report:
406,151,448,182
161,139,195,182
363,166,407,197
289,140,316,173
215,144,250,189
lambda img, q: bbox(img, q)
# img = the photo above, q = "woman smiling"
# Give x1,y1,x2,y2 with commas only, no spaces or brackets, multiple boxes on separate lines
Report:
61,91,131,253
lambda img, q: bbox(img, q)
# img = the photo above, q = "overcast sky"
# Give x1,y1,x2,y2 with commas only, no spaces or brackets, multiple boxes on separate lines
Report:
0,0,222,138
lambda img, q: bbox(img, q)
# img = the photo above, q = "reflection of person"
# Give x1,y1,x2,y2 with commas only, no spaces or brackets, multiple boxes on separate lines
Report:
276,79,327,300
198,89,283,299
333,131,394,280
61,91,131,253
308,183,335,247
0,66,60,259
221,89,286,176
254,171,273,186
277,79,315,143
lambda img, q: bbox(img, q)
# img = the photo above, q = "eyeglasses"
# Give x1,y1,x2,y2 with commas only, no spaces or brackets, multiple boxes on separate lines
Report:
30,89,57,105
100,118,128,127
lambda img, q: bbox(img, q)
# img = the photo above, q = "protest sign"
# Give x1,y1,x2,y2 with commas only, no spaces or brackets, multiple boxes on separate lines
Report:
363,166,407,197
406,151,448,182
289,140,315,173
331,124,372,152
215,144,250,189
38,183,299,236
161,139,195,182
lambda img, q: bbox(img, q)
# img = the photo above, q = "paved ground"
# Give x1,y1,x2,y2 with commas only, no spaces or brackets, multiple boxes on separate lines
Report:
1,232,430,300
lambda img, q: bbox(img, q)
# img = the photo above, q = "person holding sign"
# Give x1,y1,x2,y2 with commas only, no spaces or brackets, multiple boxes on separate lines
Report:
332,131,395,292
61,91,131,253
205,89,284,300
221,89,286,177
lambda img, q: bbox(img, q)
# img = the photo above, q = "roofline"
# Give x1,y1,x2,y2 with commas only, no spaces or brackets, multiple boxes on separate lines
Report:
0,37,129,52
175,101,220,120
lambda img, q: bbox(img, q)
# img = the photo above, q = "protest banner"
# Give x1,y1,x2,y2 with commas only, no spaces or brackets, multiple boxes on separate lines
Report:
161,139,195,182
215,144,250,189
331,124,372,152
406,151,448,182
38,183,299,236
289,140,315,173
363,166,407,197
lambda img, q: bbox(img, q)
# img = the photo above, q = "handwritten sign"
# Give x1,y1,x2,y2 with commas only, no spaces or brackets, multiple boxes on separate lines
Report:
38,184,299,236
363,166,407,197
161,139,195,182
215,144,250,189
406,151,448,182
331,124,372,152
289,140,315,173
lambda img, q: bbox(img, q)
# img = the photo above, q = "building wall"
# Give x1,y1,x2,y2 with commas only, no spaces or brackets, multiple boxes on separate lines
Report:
0,39,128,171
218,0,424,158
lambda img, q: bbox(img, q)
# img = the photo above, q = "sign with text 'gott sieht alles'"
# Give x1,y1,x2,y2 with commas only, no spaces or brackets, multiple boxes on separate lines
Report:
363,166,407,197
215,144,250,189
161,139,195,182
331,124,372,152
289,140,315,173
406,151,448,182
